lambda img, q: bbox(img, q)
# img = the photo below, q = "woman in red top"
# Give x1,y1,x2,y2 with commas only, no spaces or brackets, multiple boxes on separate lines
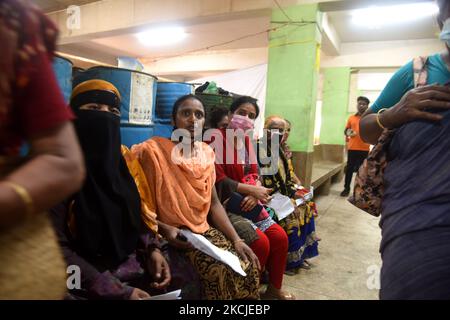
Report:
212,96,294,300
0,0,85,299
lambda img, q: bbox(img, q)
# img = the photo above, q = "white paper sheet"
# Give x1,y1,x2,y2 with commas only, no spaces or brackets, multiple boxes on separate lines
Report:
295,198,305,206
294,185,314,203
267,193,295,221
180,229,247,277
141,289,181,300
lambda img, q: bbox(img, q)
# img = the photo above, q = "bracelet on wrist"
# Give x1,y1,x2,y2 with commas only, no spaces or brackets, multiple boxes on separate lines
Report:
3,181,34,219
376,108,388,130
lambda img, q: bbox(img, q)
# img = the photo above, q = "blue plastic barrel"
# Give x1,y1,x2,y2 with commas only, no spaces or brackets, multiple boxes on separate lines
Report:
120,125,154,148
72,67,85,82
155,82,194,124
73,66,158,126
153,124,174,139
53,56,73,103
73,66,158,147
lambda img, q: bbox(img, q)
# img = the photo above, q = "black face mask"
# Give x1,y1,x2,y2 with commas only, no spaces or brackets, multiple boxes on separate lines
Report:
73,110,141,267
74,110,121,168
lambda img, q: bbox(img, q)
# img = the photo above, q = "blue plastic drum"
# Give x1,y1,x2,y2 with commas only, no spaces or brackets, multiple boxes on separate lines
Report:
155,82,193,124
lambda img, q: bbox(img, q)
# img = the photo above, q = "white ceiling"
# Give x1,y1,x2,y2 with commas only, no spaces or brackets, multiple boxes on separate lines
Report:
70,6,440,63
90,16,271,60
34,0,98,12
328,9,439,43
52,0,442,78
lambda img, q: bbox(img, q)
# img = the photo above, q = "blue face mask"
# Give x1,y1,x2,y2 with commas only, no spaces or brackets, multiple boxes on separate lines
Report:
440,18,450,46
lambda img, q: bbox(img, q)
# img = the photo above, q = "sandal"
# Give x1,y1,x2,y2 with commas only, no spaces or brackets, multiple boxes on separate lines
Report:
284,269,297,276
300,261,311,270
261,288,296,300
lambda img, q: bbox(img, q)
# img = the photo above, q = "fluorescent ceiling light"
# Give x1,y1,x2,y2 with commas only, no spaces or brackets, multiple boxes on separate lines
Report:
351,2,439,29
136,26,187,46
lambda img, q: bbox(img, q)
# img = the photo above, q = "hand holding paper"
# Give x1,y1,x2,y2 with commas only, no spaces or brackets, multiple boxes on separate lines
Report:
140,289,182,300
180,229,247,277
267,193,295,221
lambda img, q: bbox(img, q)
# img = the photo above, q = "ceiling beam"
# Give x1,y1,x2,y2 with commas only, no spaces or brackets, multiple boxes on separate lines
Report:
141,47,268,76
319,0,434,12
320,12,340,56
47,0,345,45
321,38,442,68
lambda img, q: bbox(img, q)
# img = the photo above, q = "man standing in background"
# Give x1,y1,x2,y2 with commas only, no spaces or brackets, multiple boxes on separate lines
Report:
340,96,371,197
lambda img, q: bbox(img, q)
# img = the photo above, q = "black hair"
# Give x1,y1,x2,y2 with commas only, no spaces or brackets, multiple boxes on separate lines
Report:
437,0,449,24
357,96,370,105
230,96,260,118
209,106,229,129
438,0,448,13
172,94,205,121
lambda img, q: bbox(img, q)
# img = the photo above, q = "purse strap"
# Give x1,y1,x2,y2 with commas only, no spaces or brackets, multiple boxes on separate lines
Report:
413,56,429,88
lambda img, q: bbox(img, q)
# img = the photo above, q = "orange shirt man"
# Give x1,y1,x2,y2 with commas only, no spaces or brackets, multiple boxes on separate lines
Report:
341,97,371,197
346,115,370,152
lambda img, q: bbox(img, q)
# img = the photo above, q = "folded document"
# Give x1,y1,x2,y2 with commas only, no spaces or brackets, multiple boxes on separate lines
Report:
180,229,247,277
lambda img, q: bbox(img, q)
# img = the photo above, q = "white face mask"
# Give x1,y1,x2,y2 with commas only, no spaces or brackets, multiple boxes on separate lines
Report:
440,18,450,46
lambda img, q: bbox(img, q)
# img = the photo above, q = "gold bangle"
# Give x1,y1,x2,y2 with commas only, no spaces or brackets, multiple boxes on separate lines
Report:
233,239,245,245
3,181,34,219
376,108,388,130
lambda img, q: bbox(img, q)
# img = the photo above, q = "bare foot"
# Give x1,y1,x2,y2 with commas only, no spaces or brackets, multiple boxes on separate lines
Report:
261,285,296,300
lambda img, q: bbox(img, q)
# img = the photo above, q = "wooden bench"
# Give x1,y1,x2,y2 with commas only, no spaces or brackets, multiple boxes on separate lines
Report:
310,145,346,195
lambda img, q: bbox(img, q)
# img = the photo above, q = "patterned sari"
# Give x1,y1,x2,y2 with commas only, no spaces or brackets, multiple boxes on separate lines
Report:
259,143,319,270
131,137,260,300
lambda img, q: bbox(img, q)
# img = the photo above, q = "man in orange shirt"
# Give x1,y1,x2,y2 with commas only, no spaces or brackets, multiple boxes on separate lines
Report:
340,96,371,197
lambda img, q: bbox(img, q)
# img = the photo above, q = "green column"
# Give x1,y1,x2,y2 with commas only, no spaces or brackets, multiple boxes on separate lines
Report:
265,4,322,185
320,67,351,147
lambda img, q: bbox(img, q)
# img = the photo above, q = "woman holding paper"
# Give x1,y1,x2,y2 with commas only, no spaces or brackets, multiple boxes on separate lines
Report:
49,80,171,300
132,94,260,300
212,97,294,300
260,116,319,274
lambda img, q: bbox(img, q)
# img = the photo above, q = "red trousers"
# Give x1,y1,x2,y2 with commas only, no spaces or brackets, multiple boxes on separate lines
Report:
249,224,288,289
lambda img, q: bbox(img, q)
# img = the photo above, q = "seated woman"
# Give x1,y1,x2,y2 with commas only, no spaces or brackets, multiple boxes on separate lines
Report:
283,118,319,222
211,96,294,300
49,80,171,300
209,106,230,130
131,94,260,300
260,116,319,274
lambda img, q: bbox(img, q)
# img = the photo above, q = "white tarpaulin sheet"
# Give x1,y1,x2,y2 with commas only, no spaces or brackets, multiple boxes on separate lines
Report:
191,64,268,136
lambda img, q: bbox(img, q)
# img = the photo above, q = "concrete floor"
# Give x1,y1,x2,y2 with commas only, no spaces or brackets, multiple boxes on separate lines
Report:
282,181,382,300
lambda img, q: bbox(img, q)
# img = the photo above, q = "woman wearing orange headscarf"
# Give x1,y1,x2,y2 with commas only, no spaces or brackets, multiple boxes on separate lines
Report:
132,94,260,300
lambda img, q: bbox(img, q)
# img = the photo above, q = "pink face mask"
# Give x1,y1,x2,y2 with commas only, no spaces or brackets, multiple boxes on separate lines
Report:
229,114,255,131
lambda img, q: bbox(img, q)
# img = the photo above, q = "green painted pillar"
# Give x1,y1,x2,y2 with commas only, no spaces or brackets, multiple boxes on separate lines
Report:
265,4,322,186
319,67,351,163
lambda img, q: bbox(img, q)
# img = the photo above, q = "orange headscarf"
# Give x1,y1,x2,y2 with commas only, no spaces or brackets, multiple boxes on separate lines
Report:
121,145,158,234
132,137,216,234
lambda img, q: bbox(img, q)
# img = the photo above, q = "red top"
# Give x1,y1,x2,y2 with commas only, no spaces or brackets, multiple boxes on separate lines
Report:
0,0,74,157
213,128,259,183
211,128,269,222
